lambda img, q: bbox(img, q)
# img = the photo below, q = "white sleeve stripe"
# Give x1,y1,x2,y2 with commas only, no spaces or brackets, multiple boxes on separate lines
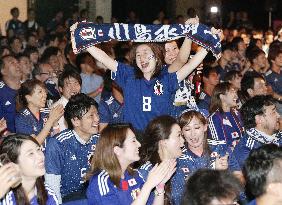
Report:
45,174,62,204
45,184,59,205
57,131,73,142
208,117,219,140
98,170,110,196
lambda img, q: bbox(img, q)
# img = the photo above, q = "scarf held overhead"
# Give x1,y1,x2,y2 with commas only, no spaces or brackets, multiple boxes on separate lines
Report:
70,22,221,59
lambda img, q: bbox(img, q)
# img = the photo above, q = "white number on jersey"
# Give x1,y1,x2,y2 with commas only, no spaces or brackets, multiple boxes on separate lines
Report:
143,96,151,111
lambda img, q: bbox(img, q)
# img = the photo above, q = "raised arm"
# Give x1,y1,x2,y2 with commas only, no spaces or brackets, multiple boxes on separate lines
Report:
176,47,208,82
176,27,222,82
168,16,199,73
86,46,118,72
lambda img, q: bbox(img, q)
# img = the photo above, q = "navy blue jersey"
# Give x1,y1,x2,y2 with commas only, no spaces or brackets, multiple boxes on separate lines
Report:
0,81,17,132
197,91,211,112
208,109,244,148
247,199,257,205
112,62,179,131
98,95,124,124
45,129,99,197
171,139,240,205
265,70,282,95
1,184,58,205
15,108,50,136
233,128,282,169
87,170,154,205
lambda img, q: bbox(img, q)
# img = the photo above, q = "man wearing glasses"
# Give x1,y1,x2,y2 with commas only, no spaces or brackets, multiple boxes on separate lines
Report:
32,62,60,106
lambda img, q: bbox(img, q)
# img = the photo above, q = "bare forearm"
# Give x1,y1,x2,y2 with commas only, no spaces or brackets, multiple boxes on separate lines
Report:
168,38,192,73
176,47,207,82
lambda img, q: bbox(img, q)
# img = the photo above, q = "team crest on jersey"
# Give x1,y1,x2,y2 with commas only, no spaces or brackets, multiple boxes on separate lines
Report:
128,178,137,186
231,132,239,139
79,27,96,40
131,188,141,200
153,80,164,95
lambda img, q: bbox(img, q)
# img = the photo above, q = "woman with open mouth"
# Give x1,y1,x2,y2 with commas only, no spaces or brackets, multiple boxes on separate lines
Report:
86,123,175,205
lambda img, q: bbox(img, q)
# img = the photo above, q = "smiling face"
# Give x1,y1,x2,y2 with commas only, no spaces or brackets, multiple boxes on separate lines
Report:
182,116,207,149
164,41,179,65
135,44,157,78
17,140,45,179
73,105,100,136
26,84,47,109
220,87,238,109
60,77,81,99
160,124,184,159
116,129,141,165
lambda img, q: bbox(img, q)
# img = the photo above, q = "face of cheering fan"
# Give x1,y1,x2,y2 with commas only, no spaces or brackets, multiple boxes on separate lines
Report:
220,87,238,109
182,116,207,149
115,128,141,165
160,124,184,159
26,85,47,109
164,41,179,65
135,44,157,78
17,140,45,179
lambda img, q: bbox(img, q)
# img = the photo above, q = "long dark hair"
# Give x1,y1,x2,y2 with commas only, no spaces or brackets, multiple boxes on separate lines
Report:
209,82,233,113
0,134,48,205
140,115,177,205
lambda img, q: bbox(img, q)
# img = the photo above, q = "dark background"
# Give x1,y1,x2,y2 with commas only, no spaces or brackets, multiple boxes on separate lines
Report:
34,0,282,29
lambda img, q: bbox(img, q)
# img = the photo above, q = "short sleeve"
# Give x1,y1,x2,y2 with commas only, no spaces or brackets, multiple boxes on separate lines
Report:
111,62,135,89
98,100,111,123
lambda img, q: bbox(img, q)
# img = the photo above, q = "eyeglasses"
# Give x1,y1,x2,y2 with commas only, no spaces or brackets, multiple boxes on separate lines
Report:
40,72,51,76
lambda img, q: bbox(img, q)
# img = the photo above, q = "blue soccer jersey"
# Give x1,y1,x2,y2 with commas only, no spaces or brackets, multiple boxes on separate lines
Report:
1,184,59,205
98,95,124,124
265,70,282,95
233,128,282,169
171,139,241,205
87,170,154,205
197,91,211,112
0,81,17,132
45,129,99,198
208,109,244,148
111,62,179,131
247,199,257,205
15,108,50,136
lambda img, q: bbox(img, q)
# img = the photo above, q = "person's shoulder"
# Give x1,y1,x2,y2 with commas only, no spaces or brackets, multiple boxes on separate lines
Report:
44,183,59,205
89,170,113,196
0,81,6,89
53,129,75,144
90,133,100,143
1,191,15,204
139,161,153,171
17,108,31,116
